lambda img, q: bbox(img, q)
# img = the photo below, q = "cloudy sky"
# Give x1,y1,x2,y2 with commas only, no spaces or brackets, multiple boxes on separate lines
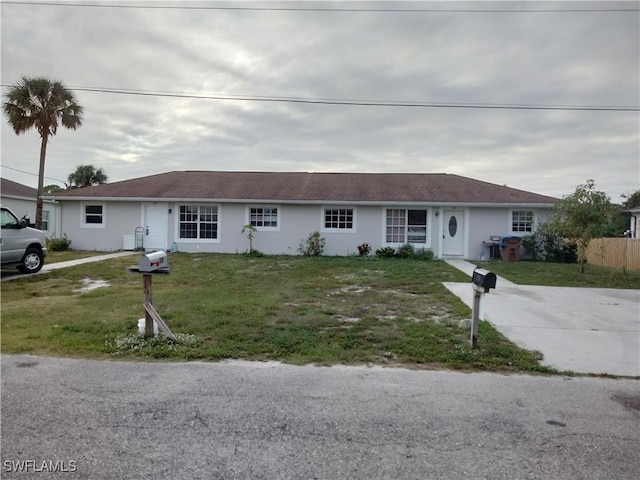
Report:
1,1,638,202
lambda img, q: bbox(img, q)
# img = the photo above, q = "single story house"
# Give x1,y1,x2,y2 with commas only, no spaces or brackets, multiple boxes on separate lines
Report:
625,207,640,239
1,177,59,237
45,171,557,259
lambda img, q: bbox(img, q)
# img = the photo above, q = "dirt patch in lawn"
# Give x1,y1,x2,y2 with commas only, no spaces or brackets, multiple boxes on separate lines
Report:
73,278,110,293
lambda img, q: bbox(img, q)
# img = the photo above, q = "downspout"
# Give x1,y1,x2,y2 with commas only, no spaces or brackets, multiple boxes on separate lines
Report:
53,200,61,239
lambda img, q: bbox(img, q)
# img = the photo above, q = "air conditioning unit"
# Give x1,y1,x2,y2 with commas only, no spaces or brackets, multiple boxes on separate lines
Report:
123,234,136,251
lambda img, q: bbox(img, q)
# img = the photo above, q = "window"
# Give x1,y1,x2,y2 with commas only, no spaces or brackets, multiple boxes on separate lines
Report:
386,209,405,243
512,210,534,233
82,203,105,228
250,207,278,229
179,205,218,239
386,209,427,244
42,210,50,231
324,208,354,230
1,209,19,228
407,210,427,243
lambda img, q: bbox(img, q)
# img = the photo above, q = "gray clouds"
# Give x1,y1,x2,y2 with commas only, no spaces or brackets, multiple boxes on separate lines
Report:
1,1,638,201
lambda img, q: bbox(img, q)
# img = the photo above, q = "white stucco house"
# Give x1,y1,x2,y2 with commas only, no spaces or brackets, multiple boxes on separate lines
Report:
45,171,557,259
1,177,59,237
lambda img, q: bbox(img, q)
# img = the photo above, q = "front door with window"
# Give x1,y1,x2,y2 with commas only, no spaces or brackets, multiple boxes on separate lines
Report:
144,204,168,251
442,210,464,256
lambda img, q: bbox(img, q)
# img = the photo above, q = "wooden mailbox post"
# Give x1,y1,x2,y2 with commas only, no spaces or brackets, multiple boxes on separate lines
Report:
127,251,175,340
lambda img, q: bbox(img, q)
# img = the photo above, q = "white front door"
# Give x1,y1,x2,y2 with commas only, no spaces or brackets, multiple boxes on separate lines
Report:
144,204,168,251
443,210,464,256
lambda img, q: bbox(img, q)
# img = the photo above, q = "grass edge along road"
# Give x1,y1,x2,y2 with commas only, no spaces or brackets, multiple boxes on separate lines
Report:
2,253,604,373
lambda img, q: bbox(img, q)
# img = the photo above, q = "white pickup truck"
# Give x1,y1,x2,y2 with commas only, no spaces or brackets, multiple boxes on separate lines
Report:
0,205,47,273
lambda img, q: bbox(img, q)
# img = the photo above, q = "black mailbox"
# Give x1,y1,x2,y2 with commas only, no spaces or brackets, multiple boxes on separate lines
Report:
471,267,497,293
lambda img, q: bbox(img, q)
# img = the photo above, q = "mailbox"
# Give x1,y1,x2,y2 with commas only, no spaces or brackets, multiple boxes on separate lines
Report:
138,251,168,273
471,267,497,293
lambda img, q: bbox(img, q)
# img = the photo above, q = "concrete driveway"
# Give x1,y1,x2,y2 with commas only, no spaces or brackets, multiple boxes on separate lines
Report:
444,260,640,377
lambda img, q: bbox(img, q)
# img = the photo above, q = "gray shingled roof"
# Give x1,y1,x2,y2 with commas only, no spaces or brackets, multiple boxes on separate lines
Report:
1,178,37,199
49,171,557,205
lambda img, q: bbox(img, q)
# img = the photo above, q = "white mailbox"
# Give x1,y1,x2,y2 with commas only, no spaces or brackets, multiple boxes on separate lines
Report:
138,251,168,272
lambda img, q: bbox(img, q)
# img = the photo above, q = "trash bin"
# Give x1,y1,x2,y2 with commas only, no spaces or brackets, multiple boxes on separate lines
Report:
500,236,521,262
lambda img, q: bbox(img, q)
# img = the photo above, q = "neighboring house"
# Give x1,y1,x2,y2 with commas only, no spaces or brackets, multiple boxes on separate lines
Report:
0,177,59,237
625,207,640,239
45,171,556,259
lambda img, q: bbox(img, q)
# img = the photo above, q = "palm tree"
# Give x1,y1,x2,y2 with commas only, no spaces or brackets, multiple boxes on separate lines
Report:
3,76,83,229
67,164,108,189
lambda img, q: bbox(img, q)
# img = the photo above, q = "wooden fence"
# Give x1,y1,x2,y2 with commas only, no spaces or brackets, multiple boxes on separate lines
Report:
586,238,640,270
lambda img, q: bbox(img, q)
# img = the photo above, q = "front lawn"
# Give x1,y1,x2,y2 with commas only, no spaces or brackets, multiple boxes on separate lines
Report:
477,260,640,289
0,254,549,372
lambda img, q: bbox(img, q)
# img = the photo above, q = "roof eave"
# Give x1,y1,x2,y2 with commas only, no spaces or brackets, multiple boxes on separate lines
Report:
4,194,58,204
43,196,555,208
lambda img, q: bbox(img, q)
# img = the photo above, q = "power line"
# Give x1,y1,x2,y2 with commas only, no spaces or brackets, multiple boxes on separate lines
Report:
2,1,637,13
1,83,637,111
1,165,67,184
49,85,640,112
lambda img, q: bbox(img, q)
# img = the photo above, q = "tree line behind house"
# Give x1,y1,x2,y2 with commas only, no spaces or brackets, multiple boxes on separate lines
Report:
44,164,108,193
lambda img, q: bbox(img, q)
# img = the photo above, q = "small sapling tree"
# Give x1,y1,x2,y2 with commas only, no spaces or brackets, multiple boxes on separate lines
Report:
241,224,258,254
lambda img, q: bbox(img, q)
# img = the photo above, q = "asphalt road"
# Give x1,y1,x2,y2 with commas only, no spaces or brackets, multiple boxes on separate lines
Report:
1,355,639,479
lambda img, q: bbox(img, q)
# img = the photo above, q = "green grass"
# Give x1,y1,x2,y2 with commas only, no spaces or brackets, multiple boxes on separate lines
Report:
477,260,640,289
1,254,549,372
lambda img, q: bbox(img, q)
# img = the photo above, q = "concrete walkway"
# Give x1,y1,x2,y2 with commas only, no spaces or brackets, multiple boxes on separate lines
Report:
444,259,640,376
444,258,515,285
1,251,139,281
40,251,138,272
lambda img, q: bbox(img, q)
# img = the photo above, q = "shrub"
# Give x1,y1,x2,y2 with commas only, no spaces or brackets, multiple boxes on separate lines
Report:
375,246,396,258
521,234,539,260
413,247,435,261
298,231,325,256
396,243,415,258
521,223,577,263
357,243,371,256
46,234,72,251
375,245,435,260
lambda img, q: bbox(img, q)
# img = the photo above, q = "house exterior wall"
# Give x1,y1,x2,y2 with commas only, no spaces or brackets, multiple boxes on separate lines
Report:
0,197,59,237
57,199,553,258
466,207,553,261
60,201,142,251
1,198,34,219
467,208,512,261
170,204,401,256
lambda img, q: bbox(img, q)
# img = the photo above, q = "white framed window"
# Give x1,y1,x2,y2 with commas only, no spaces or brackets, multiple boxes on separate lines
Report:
385,208,428,244
82,203,105,228
179,205,218,240
511,210,534,233
42,210,50,231
386,209,405,243
249,206,279,230
323,207,355,232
